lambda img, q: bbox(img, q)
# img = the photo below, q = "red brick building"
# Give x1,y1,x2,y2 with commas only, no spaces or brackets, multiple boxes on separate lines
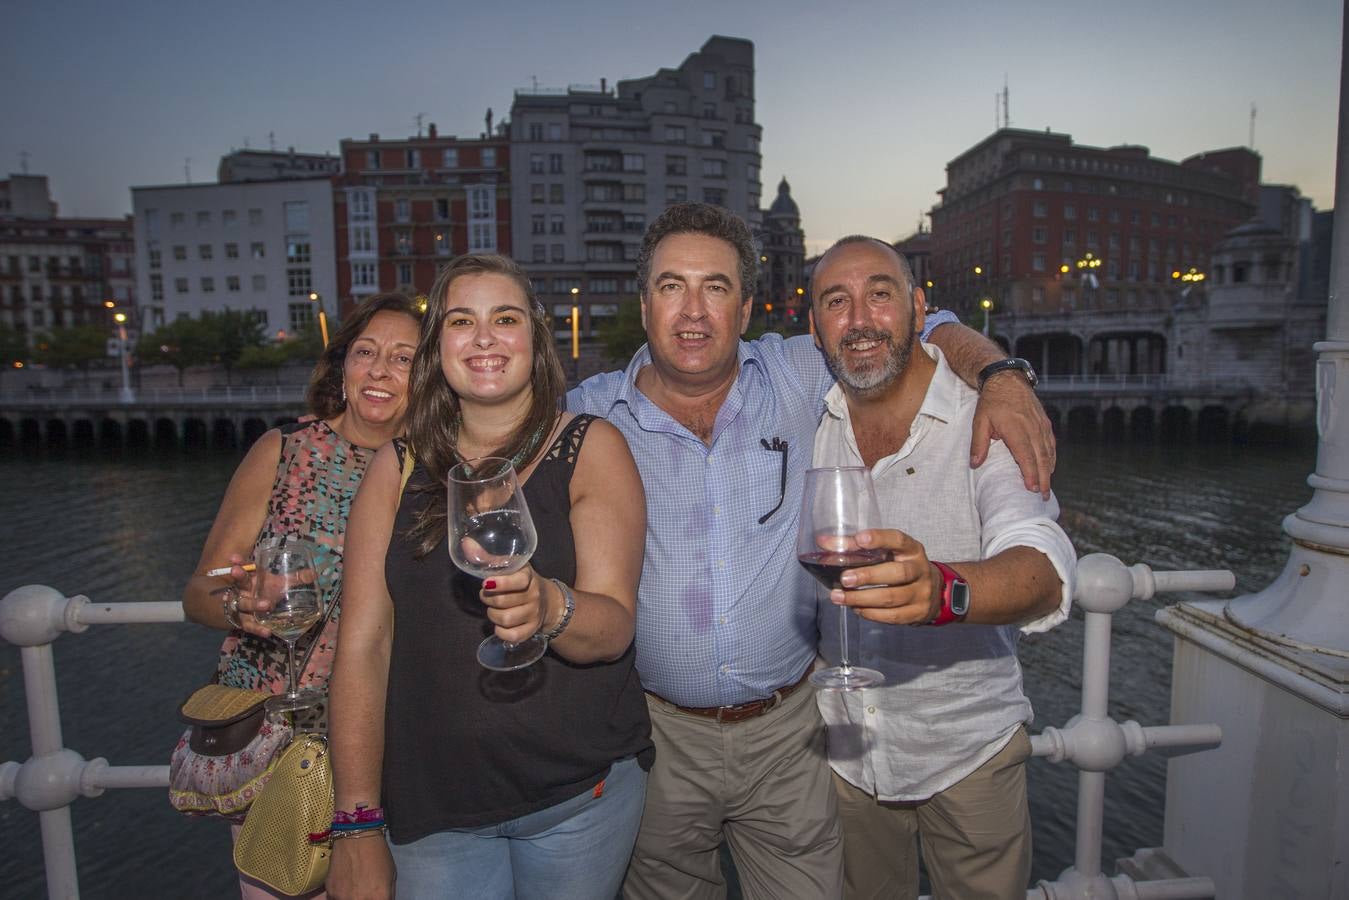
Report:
333,125,510,315
929,129,1258,328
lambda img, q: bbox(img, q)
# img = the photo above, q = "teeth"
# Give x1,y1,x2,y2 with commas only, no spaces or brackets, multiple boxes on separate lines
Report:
846,340,882,351
363,389,392,399
676,332,708,340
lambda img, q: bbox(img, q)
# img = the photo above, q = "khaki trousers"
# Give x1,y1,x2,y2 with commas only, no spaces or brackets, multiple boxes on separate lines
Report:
833,726,1032,900
623,682,844,900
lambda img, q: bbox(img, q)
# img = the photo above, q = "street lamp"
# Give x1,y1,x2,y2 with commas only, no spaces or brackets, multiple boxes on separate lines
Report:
1076,253,1103,300
308,291,330,348
112,311,134,403
980,297,994,337
569,286,580,381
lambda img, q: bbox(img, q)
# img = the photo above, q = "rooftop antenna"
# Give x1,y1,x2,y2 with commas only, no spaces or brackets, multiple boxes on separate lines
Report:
1002,74,1010,128
184,157,192,183
243,136,251,149
530,74,539,91
1249,102,1257,149
414,112,426,137
268,131,276,152
19,150,29,174
485,108,494,136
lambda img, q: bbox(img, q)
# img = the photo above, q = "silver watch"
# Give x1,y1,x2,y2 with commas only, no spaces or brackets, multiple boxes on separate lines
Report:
542,578,576,641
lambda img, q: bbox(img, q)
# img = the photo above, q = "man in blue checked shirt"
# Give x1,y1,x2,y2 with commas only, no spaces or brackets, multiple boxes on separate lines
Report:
567,203,1053,900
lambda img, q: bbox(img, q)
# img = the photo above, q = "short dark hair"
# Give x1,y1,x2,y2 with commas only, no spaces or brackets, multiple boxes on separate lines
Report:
306,291,422,418
637,203,759,300
813,235,918,302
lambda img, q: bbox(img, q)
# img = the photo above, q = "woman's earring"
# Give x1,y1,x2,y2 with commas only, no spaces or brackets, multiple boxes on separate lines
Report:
341,383,347,405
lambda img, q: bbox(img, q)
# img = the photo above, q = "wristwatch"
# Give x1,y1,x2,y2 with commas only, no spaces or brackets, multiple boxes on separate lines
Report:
977,357,1038,391
928,562,969,626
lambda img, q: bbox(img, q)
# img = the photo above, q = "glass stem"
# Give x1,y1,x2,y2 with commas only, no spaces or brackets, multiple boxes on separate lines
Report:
285,640,298,699
837,605,853,672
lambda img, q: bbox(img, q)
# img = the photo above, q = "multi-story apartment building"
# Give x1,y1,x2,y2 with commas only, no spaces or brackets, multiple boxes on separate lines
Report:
928,128,1258,375
218,148,341,183
0,175,135,347
131,178,335,338
508,35,762,336
332,125,509,314
757,177,806,328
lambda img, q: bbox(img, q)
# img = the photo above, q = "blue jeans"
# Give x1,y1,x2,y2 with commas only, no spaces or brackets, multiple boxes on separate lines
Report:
389,756,646,900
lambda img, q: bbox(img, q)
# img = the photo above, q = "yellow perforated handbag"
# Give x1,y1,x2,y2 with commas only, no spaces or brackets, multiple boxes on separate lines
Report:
233,734,333,896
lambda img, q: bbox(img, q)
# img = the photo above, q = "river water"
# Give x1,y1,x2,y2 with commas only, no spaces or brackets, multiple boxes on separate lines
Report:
0,440,1316,898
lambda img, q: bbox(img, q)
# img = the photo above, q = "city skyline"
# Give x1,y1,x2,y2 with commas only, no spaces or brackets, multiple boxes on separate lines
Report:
2,0,1341,255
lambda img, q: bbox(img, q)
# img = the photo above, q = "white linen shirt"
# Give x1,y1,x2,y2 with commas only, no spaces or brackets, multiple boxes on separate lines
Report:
813,343,1076,802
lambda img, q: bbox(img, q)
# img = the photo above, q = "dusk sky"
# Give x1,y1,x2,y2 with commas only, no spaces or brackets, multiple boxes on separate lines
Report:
2,0,1341,255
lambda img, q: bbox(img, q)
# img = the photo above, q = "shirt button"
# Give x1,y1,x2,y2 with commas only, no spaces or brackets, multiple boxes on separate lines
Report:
717,561,725,569
718,616,726,625
720,664,729,673
712,505,720,514
867,706,877,714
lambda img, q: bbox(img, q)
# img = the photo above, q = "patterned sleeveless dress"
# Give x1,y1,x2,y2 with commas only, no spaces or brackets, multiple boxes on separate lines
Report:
215,420,373,723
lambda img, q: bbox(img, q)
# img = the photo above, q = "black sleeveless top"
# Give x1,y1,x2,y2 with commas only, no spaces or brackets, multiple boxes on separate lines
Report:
382,415,653,843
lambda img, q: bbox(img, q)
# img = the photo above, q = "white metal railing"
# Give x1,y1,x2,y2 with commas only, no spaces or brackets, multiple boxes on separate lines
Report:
1038,374,1170,390
0,385,307,407
2,556,1233,900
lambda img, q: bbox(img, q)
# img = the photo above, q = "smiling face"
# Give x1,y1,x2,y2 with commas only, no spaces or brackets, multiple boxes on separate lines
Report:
811,240,926,396
340,309,419,436
438,272,535,409
640,231,752,392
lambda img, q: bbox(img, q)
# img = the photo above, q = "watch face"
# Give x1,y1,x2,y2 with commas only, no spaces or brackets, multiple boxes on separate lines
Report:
950,580,970,617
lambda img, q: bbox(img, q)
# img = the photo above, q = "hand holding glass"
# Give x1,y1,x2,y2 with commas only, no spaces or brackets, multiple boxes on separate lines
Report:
253,537,324,714
447,457,545,671
798,466,887,691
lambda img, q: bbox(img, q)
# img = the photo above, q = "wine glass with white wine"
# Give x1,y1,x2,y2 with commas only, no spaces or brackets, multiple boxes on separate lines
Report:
253,536,324,714
447,457,543,671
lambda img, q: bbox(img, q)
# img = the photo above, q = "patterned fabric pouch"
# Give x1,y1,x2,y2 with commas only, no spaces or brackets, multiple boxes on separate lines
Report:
168,684,294,819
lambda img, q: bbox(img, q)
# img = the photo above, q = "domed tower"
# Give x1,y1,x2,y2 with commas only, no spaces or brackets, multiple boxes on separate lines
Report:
756,177,806,327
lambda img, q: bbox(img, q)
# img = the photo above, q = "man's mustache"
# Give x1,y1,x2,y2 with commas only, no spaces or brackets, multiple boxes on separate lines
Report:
839,327,893,346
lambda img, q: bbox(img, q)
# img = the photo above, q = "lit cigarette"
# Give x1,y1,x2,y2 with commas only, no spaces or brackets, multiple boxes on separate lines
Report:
206,563,257,577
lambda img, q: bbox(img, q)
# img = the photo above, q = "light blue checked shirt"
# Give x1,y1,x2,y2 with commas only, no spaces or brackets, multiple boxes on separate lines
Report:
568,315,956,707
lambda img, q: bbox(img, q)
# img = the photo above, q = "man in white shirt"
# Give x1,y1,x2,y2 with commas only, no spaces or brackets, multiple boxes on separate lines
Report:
808,236,1076,900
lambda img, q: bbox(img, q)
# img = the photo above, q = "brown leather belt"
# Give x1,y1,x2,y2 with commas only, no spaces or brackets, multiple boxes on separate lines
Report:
647,667,812,724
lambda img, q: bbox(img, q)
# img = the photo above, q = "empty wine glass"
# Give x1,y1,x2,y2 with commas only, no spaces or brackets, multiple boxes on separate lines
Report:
798,466,887,691
447,457,544,671
254,536,324,714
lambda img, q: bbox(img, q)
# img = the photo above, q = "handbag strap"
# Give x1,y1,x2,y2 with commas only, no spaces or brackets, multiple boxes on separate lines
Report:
294,584,339,682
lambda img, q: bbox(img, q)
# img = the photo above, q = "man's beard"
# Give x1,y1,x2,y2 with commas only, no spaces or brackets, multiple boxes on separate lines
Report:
824,324,915,394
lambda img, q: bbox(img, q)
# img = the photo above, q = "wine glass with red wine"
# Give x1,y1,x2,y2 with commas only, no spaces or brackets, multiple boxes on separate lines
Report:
798,466,886,690
447,456,543,671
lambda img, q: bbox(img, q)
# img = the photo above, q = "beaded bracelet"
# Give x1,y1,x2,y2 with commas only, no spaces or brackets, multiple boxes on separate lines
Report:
334,805,385,825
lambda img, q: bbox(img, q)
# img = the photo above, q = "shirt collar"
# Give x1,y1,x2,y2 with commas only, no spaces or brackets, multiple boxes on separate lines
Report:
821,342,961,426
614,339,763,409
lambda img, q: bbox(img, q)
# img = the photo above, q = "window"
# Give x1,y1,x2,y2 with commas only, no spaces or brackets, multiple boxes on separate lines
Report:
469,185,494,219
287,269,312,296
1087,207,1100,222
225,242,239,259
395,232,413,255
470,223,495,252
395,198,411,223
1032,227,1047,244
703,187,725,206
287,239,311,264
289,302,316,332
443,148,458,168
532,183,546,203
528,123,544,142
703,71,716,90
531,214,546,235
589,278,618,293
352,262,376,286
551,243,564,263
666,125,686,143
408,148,420,168
667,155,687,176
549,154,564,174
1063,228,1077,246
1032,254,1046,272
587,244,621,262
368,150,381,169
250,242,265,259
623,183,645,202
530,154,545,174
482,148,497,166
550,215,565,235
398,263,413,285
702,159,726,178
174,277,189,293
252,274,266,291
351,227,373,253
248,208,264,226
434,231,451,255
701,131,725,148
547,124,562,141
703,103,717,119
532,243,546,263
201,277,215,293
196,210,211,227
143,209,161,238
434,198,450,222
226,275,240,292
550,184,564,204
350,190,372,221
150,274,163,301
199,244,213,260
1109,209,1121,223
170,212,185,228
173,245,187,261
1033,201,1048,218
623,213,645,233
222,209,237,227
622,154,645,173
667,185,688,203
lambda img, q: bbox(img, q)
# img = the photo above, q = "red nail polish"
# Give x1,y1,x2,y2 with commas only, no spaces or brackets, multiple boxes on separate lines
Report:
483,579,497,590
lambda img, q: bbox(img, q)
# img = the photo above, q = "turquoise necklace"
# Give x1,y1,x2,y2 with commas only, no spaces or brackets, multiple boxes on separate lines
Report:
453,415,552,474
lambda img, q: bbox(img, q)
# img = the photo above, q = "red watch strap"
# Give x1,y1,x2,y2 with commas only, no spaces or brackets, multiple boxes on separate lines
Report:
929,561,964,626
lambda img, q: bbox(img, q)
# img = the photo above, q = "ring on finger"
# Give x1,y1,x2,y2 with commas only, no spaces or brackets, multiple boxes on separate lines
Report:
222,586,243,629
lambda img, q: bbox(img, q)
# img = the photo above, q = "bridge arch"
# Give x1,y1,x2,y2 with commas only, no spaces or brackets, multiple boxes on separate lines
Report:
1130,407,1156,442
182,418,208,448
1015,332,1085,376
1101,407,1126,442
1160,406,1191,441
242,418,269,446
126,418,150,448
1197,406,1230,443
99,419,124,450
154,418,179,449
1067,406,1098,441
212,418,239,450
46,419,69,448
